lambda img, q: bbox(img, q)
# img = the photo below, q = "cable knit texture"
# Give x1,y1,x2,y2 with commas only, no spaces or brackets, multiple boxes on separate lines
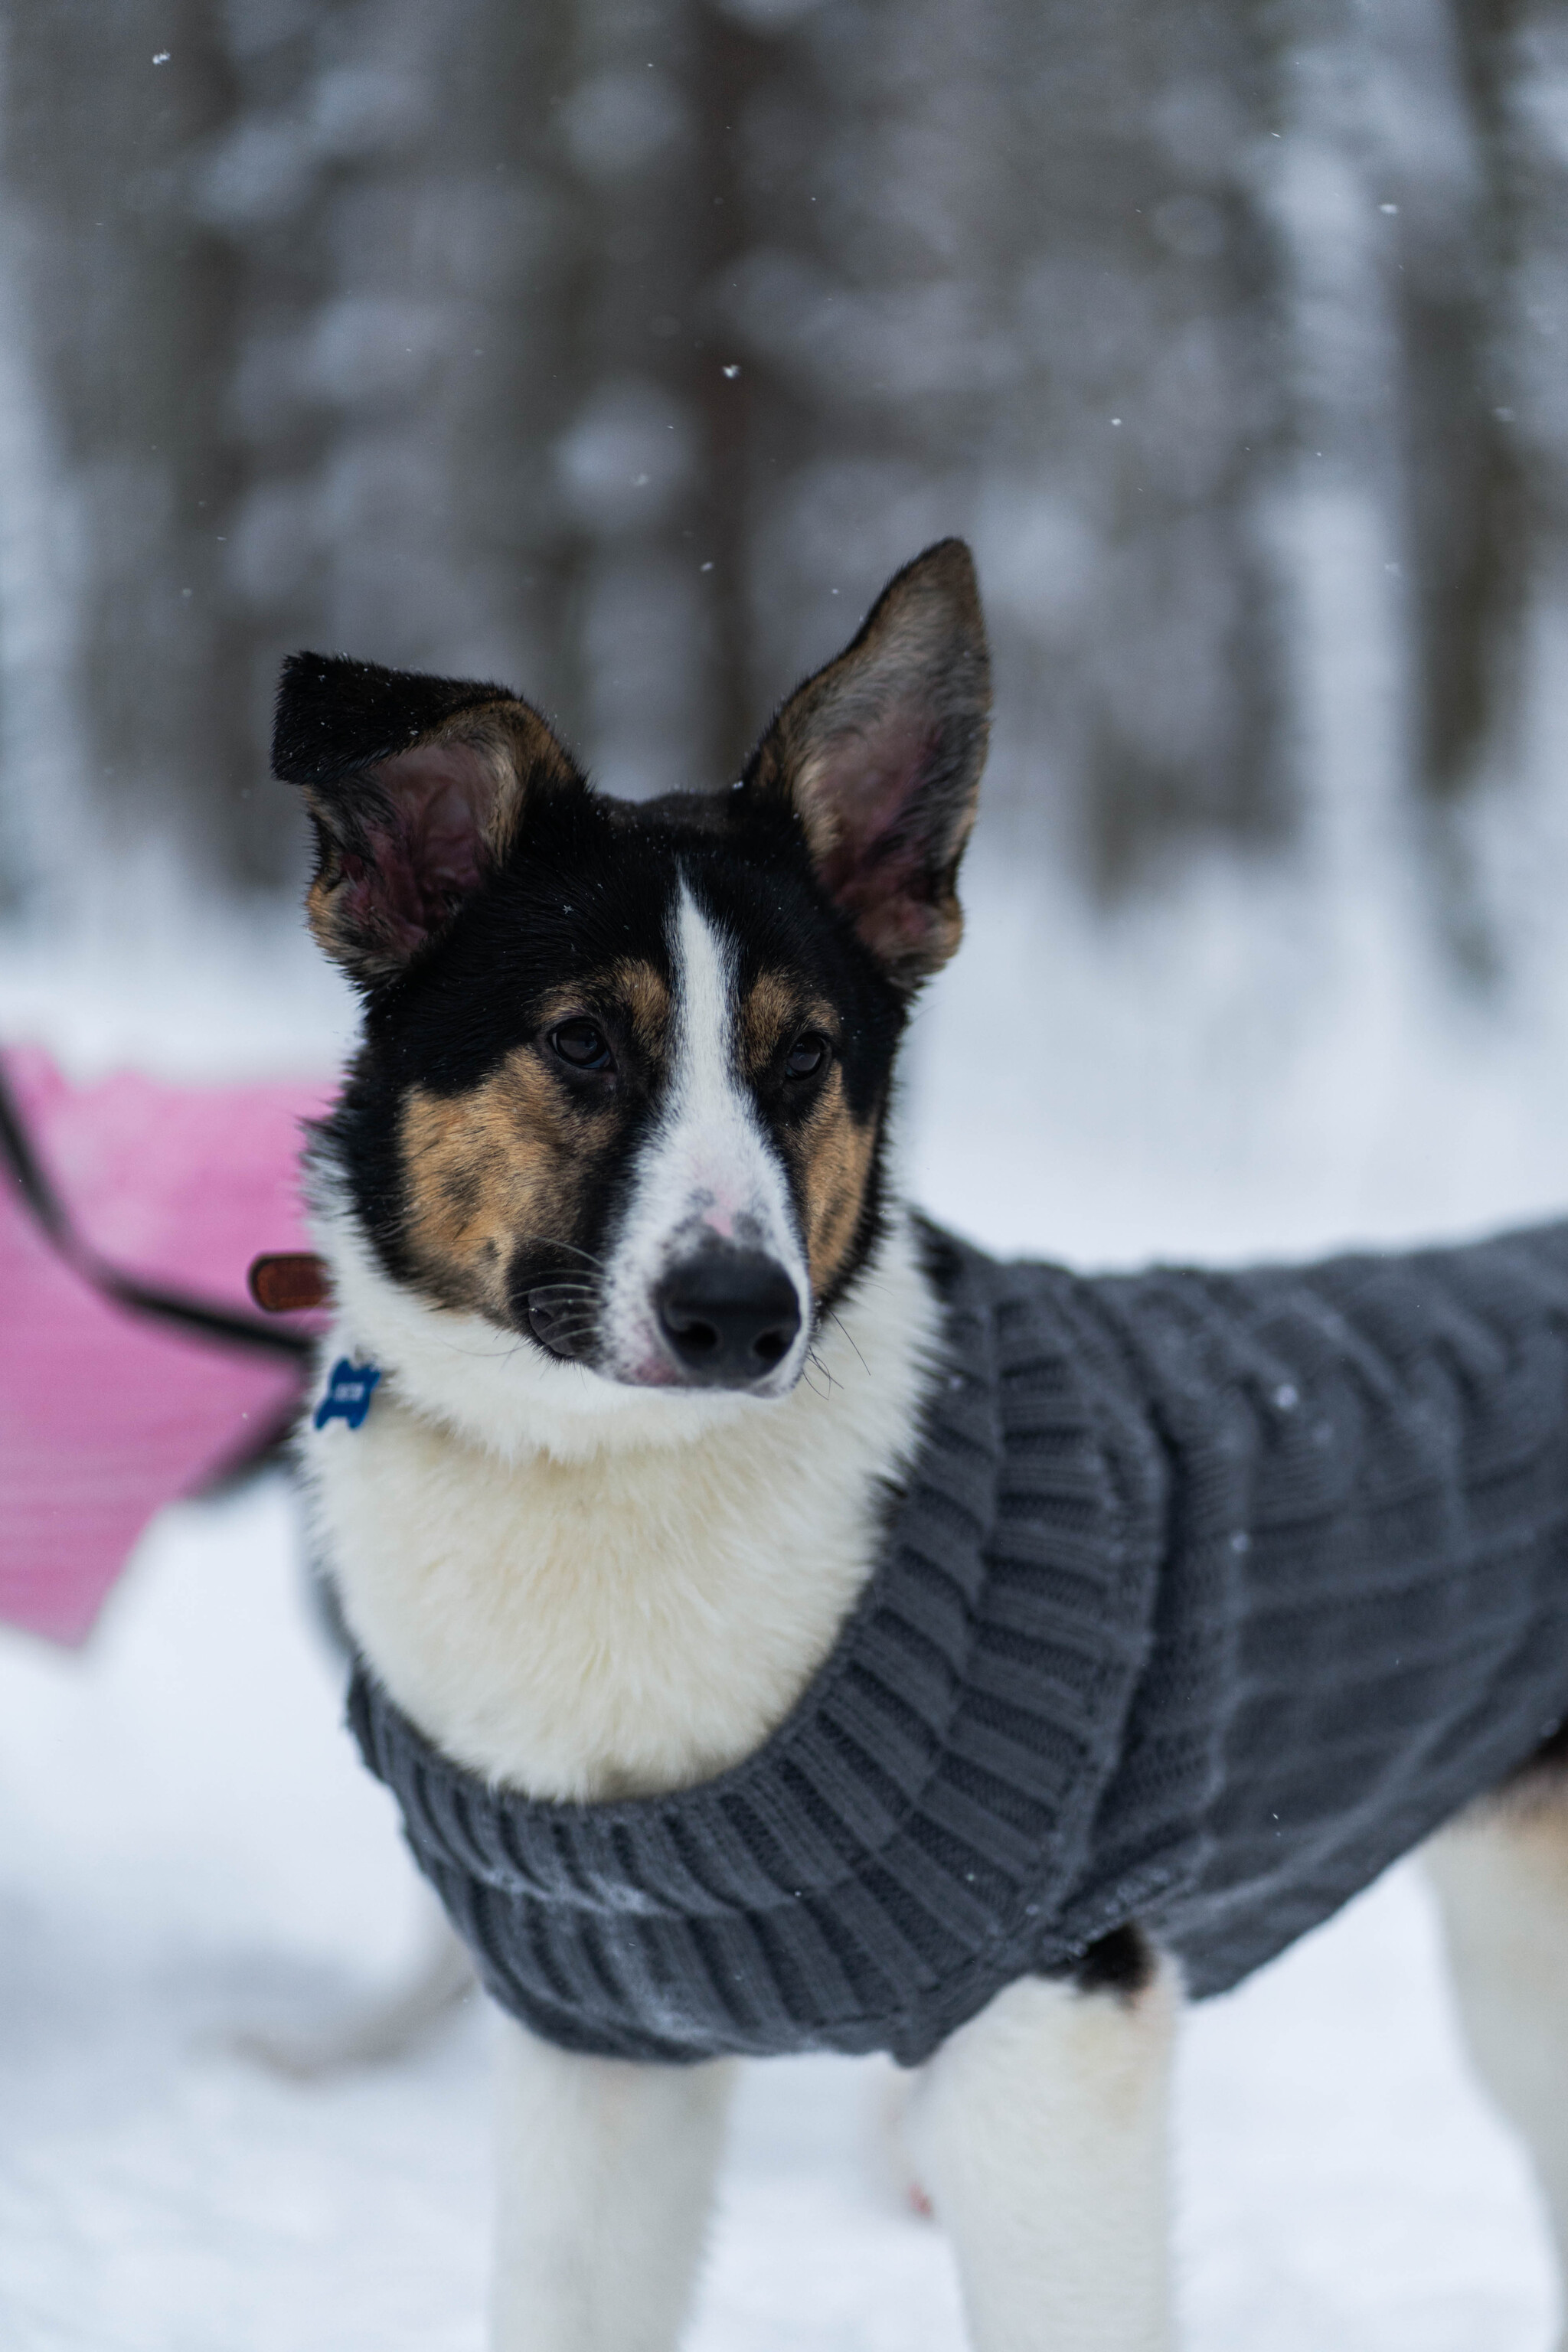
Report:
348,1221,1568,2065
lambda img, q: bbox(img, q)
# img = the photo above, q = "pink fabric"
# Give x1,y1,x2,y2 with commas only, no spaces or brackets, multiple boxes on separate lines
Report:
0,1048,332,1646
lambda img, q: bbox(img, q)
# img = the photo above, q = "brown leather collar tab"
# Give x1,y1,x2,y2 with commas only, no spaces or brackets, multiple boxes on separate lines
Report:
248,1253,330,1314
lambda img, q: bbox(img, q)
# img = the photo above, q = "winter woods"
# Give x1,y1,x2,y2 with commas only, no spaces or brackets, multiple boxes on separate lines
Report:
0,0,1564,926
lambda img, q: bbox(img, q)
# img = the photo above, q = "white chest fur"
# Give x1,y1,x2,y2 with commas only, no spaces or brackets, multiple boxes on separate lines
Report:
299,1214,941,1802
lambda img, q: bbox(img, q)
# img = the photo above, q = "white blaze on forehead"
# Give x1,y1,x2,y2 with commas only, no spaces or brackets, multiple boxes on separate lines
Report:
655,880,802,1249
667,881,755,1236
599,877,808,1382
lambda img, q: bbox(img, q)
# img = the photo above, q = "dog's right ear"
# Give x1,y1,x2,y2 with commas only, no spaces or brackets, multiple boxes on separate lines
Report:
272,653,582,985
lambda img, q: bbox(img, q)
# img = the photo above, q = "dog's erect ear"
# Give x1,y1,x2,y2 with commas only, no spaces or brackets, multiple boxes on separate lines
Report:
746,540,990,989
272,653,581,984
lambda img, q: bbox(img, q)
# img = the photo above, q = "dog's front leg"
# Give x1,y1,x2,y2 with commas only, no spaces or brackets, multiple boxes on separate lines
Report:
905,1960,1178,2352
490,2016,736,2352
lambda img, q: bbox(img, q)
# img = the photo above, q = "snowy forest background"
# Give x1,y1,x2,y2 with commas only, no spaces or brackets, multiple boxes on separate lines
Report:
8,6,1568,2347
1,0,1566,940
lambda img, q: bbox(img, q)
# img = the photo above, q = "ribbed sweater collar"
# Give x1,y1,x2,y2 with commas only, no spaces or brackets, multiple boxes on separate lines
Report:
348,1230,1170,2051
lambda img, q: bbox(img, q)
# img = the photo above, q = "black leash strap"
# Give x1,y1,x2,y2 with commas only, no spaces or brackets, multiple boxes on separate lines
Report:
0,1053,312,1366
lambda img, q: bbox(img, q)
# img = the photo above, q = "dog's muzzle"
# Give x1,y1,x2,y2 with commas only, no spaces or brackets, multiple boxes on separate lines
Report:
652,1246,802,1389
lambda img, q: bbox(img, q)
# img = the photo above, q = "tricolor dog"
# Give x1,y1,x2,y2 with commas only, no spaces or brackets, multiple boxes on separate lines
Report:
279,543,1568,2350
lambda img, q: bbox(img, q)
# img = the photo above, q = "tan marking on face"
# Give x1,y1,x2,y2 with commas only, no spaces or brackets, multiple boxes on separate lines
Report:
794,1066,878,1295
740,970,802,1076
607,959,671,1057
528,965,671,1064
739,972,877,1297
400,1054,608,1321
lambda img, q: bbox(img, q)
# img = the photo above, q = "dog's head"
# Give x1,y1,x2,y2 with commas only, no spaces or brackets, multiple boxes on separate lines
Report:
279,541,988,1425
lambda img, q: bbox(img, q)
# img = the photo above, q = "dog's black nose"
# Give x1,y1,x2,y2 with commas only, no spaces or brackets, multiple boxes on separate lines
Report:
654,1250,802,1387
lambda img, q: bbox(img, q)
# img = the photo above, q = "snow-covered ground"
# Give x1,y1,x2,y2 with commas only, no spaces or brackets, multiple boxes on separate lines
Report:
8,530,1568,2347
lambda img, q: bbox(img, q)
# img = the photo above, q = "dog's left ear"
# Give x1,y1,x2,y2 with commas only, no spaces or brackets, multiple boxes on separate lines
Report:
273,653,582,985
746,539,991,990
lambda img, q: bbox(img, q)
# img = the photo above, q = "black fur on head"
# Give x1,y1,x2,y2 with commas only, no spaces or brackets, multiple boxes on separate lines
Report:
278,543,991,1361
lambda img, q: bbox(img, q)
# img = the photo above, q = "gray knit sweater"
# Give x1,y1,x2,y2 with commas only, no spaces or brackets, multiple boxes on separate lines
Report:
348,1220,1568,2066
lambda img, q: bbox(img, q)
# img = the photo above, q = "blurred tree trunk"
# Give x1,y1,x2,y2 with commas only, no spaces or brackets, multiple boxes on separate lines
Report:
0,0,591,895
0,4,248,890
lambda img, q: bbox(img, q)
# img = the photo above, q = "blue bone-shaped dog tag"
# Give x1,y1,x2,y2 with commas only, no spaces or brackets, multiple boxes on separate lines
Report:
314,1357,382,1431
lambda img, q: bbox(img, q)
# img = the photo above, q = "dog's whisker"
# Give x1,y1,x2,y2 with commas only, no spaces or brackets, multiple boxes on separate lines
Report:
824,1308,868,1380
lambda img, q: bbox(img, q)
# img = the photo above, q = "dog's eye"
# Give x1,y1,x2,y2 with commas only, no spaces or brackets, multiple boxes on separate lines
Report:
785,1031,829,1081
550,1019,614,1073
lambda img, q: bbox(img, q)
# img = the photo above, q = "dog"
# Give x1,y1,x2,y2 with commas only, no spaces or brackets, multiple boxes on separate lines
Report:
276,541,1568,2350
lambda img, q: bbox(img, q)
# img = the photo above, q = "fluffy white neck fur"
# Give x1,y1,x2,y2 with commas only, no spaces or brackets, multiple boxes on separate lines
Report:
300,1208,942,1801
